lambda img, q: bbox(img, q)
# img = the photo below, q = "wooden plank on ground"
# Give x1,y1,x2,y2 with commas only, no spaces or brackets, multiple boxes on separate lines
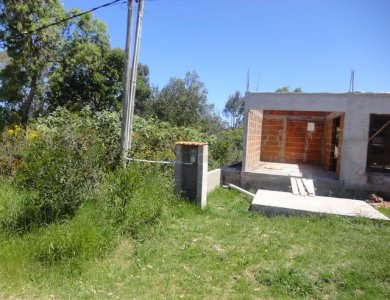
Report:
296,178,307,196
290,177,299,195
302,178,316,196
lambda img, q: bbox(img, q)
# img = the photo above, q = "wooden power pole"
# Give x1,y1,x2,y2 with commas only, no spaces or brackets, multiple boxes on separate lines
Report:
120,0,144,165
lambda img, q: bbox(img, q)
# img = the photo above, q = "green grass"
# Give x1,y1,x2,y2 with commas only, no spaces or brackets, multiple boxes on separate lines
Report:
1,186,390,299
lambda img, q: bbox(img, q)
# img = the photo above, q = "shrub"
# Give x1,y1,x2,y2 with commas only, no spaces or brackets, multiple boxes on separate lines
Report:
131,116,209,162
6,108,112,231
209,126,243,168
0,125,29,176
99,163,176,235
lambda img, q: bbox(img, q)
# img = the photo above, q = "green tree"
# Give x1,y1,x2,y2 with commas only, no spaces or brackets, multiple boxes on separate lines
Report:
223,91,244,128
0,0,65,124
152,71,212,127
134,63,152,116
47,11,121,112
275,86,303,93
0,1,152,120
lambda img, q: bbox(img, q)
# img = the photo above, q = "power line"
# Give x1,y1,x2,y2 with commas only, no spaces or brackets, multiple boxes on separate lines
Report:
6,0,127,40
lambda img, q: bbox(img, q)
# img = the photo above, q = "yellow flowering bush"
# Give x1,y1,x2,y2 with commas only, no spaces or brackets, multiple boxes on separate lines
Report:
0,125,27,176
27,129,39,141
6,125,21,137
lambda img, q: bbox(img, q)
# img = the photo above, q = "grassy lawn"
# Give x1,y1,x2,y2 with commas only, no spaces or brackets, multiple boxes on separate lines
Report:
1,188,390,299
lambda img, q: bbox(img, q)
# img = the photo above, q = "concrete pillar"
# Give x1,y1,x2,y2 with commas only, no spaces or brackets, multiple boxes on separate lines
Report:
197,144,208,208
175,142,208,208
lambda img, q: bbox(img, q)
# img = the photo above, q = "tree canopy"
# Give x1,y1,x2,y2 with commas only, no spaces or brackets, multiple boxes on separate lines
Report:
0,1,152,124
275,86,303,93
223,91,244,128
0,1,223,138
152,71,214,127
0,0,65,124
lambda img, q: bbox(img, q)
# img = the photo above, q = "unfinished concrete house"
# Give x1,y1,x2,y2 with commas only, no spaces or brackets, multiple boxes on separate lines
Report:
240,92,390,198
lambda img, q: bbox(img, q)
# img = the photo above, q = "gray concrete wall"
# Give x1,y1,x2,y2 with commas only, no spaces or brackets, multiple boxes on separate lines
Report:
243,92,390,191
207,169,221,193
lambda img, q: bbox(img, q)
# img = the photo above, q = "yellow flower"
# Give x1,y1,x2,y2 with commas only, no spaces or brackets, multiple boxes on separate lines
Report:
27,130,39,141
6,125,22,137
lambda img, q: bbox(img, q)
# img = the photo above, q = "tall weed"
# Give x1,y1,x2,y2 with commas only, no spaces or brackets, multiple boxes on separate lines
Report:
99,163,176,236
32,201,117,265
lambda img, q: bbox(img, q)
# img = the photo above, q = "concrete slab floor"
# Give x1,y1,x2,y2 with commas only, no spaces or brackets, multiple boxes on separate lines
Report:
249,162,337,180
250,189,389,221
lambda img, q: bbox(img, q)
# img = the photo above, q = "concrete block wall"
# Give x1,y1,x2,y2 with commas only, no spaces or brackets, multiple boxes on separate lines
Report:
242,110,263,171
207,169,221,193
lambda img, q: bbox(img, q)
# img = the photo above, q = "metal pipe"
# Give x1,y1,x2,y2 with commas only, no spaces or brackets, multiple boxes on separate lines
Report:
227,183,255,198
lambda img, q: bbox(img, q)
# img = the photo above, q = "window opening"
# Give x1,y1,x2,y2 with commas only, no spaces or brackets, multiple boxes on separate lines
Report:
367,114,390,173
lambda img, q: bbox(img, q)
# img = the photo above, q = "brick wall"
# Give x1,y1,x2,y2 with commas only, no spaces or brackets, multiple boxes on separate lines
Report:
244,110,263,170
261,118,285,162
261,110,326,165
285,119,324,164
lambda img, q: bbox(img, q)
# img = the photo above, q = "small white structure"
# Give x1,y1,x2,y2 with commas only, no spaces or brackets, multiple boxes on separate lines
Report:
175,142,208,208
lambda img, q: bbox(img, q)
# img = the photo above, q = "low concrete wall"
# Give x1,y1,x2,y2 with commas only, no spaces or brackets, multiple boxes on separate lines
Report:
207,169,221,193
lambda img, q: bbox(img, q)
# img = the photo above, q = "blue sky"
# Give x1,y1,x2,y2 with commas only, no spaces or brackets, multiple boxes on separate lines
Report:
62,0,390,112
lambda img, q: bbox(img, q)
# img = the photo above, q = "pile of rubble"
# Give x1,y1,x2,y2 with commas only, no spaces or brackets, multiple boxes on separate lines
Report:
368,194,390,208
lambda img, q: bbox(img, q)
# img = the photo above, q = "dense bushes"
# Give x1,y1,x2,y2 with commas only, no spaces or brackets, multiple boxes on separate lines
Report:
0,106,242,241
131,115,209,162
0,108,112,232
209,126,243,168
131,116,243,169
0,108,119,231
0,165,171,265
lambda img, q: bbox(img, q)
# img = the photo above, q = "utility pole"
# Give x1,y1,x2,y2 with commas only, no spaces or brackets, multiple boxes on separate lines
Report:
246,68,250,92
120,0,144,165
127,0,144,152
120,0,134,165
348,69,355,92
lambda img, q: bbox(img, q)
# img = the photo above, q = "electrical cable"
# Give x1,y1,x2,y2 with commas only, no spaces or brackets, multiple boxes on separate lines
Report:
4,0,128,41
